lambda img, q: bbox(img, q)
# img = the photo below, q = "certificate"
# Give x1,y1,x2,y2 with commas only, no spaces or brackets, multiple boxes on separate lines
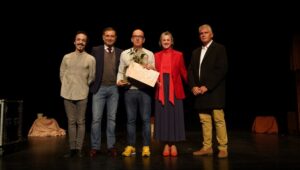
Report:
125,62,159,87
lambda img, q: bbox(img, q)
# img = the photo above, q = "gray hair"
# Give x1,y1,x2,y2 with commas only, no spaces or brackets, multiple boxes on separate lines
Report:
198,24,213,34
158,31,174,47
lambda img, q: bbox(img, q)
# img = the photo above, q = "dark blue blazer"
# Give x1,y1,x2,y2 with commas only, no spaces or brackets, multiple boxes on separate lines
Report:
89,45,123,94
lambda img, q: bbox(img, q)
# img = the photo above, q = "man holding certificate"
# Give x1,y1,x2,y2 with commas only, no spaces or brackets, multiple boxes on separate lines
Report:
117,29,155,157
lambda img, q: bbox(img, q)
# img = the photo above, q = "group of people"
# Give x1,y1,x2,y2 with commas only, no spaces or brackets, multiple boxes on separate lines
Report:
59,24,229,159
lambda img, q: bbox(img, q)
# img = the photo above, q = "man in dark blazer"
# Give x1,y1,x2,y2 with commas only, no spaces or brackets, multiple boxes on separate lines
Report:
89,27,123,157
188,24,228,158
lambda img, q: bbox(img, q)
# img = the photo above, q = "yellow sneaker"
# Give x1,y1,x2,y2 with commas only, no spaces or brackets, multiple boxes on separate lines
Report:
122,146,136,157
142,146,151,157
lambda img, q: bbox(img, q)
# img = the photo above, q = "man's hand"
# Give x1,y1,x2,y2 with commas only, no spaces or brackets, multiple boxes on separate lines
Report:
192,86,208,95
117,80,129,86
143,64,155,70
192,86,201,95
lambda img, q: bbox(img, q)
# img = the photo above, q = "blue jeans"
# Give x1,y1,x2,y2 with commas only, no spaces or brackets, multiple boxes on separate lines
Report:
91,85,119,149
125,89,151,146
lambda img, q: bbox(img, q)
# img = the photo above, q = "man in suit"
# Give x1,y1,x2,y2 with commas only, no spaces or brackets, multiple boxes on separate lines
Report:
89,27,123,157
188,24,228,158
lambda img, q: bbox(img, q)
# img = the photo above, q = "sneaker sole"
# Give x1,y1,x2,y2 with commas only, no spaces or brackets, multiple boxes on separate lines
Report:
122,152,136,157
142,153,150,157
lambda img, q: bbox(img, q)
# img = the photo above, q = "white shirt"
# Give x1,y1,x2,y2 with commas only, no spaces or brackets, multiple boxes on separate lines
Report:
117,47,155,89
199,40,213,78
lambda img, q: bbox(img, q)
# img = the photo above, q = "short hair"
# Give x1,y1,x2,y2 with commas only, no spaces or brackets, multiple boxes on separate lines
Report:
102,27,117,36
198,24,213,34
158,31,174,47
75,30,88,42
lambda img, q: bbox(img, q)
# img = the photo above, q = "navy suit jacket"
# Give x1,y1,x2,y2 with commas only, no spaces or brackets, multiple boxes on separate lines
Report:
89,45,123,94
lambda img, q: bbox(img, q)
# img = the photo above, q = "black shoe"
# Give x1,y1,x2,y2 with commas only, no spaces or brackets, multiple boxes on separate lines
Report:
77,150,84,158
64,149,77,158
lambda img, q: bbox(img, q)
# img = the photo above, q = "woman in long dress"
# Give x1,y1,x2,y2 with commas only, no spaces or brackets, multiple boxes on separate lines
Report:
154,31,187,156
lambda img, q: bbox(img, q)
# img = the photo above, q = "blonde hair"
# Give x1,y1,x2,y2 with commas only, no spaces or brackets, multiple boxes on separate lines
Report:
158,31,174,47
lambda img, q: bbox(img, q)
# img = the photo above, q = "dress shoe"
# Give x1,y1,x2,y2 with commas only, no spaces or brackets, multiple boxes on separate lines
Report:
77,150,84,158
107,147,118,156
193,147,213,156
63,149,77,158
218,150,228,158
162,144,170,157
170,145,178,157
89,149,98,157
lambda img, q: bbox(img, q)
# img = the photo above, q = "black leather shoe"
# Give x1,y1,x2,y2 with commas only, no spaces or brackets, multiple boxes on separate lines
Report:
63,149,77,158
77,150,84,158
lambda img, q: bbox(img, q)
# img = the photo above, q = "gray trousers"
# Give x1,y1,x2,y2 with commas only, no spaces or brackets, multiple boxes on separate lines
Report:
64,98,87,150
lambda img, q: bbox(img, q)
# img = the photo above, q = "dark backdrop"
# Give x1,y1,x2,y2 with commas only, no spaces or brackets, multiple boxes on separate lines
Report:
1,4,299,136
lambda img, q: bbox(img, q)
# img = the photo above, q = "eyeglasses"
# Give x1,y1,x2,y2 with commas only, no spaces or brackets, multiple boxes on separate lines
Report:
132,35,144,39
